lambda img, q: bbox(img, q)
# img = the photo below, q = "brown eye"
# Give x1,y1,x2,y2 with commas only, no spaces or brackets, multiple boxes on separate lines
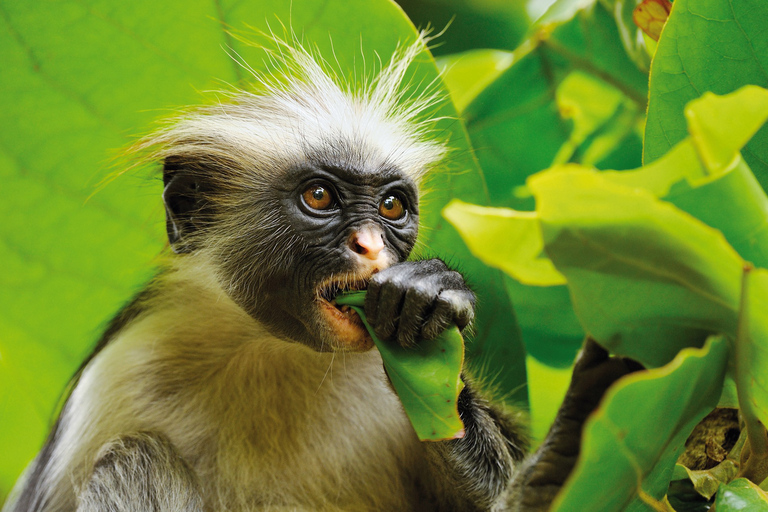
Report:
379,195,405,220
302,184,334,210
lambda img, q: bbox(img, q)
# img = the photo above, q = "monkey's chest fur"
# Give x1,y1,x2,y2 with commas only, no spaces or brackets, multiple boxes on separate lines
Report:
45,277,430,511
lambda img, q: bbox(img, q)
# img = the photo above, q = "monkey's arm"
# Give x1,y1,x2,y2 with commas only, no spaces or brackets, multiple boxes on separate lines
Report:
77,432,203,512
500,339,642,511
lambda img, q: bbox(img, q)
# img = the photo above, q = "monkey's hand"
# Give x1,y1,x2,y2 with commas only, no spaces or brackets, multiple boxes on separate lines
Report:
364,259,475,348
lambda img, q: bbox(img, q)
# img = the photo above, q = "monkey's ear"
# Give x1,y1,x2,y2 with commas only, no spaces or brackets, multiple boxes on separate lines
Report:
162,164,210,254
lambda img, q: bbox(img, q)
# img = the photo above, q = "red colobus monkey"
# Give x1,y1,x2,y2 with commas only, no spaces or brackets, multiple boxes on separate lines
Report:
5,36,635,512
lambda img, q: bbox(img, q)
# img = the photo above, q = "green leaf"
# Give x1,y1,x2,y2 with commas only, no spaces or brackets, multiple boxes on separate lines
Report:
335,291,465,442
464,0,647,210
552,336,729,511
599,0,651,72
606,86,768,269
736,268,768,435
554,70,642,167
715,478,768,511
448,0,648,367
685,86,768,175
448,87,768,368
679,461,739,500
531,167,743,367
442,199,583,366
644,0,768,190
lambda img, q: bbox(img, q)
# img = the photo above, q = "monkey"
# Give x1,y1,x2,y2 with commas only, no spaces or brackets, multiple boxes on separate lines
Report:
3,35,638,512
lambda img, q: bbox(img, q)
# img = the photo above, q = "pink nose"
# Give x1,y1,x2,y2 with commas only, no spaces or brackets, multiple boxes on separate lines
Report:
349,226,385,261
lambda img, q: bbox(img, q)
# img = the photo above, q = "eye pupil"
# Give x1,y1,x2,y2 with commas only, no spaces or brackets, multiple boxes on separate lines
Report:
312,188,325,201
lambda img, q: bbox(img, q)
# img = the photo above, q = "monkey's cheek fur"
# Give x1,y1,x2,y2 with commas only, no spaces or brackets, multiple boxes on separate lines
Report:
317,299,374,352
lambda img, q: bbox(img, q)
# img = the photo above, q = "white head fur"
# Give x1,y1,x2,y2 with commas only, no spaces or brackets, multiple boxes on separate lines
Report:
139,33,448,186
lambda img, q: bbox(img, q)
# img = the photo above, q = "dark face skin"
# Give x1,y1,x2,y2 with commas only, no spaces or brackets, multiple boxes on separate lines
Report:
250,163,420,351
163,157,420,352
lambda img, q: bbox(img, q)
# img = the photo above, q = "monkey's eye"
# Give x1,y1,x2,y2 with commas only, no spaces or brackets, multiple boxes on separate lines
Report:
379,195,406,221
302,184,335,211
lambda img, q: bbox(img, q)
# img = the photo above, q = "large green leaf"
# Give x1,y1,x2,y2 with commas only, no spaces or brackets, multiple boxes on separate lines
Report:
644,0,768,190
552,336,728,511
607,86,768,268
0,0,528,500
532,167,743,367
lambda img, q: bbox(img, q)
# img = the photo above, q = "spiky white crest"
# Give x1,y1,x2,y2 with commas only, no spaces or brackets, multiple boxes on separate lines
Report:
138,33,448,185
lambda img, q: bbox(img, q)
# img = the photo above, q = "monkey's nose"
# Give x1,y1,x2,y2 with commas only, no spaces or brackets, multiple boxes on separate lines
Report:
349,226,385,261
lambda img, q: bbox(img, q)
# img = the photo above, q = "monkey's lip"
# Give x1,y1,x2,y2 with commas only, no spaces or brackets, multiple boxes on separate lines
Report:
315,277,373,351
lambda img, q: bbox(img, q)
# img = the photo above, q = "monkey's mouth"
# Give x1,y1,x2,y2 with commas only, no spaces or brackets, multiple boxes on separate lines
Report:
315,277,372,351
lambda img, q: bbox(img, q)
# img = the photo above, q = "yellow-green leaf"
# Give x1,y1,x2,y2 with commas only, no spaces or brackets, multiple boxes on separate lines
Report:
442,200,566,286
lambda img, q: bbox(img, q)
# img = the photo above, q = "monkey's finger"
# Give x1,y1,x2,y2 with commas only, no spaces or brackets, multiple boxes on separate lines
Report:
371,279,406,342
364,278,383,327
448,290,475,330
396,286,432,347
420,302,451,341
421,291,474,340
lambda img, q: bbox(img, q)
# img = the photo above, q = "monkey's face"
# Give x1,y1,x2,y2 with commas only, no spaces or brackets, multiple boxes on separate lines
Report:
163,159,420,352
280,164,419,352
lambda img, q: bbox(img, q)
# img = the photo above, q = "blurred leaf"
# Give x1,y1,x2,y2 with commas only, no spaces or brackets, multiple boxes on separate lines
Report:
0,0,529,500
600,0,651,70
525,354,572,442
552,336,729,511
553,70,628,165
465,0,648,210
503,278,584,366
395,0,531,56
533,0,594,27
336,292,465,442
443,200,565,286
606,86,768,269
436,49,514,113
644,0,768,191
685,87,768,175
715,478,768,511
442,198,581,367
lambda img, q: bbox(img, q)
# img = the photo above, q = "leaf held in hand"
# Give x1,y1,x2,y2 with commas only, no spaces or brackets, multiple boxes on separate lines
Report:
335,291,465,442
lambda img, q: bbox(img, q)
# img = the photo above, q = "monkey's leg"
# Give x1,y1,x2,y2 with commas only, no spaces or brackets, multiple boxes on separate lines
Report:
501,339,642,511
423,379,530,512
77,432,203,512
